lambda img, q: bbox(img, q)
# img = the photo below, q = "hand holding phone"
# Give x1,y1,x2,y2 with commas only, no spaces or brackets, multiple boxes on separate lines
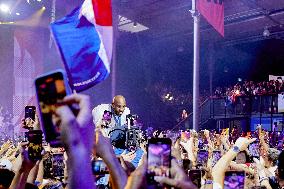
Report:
147,138,171,186
23,106,36,129
25,106,36,120
188,169,202,188
35,70,70,147
52,153,65,178
92,159,109,175
224,171,245,189
212,150,221,167
27,130,43,161
197,149,209,167
248,141,260,158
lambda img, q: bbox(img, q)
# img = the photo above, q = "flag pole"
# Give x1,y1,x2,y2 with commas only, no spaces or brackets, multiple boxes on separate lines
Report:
191,0,200,131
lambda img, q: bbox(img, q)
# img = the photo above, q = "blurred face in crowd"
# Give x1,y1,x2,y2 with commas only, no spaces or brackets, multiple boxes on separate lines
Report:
112,95,126,116
236,151,247,164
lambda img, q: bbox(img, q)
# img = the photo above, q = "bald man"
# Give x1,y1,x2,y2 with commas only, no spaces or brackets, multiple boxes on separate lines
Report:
92,95,130,136
92,95,144,168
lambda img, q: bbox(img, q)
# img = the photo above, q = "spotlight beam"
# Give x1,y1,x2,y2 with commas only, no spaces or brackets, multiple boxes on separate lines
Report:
13,7,46,27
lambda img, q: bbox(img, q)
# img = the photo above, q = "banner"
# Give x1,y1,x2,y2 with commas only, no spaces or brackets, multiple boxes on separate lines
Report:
197,0,224,37
269,75,284,81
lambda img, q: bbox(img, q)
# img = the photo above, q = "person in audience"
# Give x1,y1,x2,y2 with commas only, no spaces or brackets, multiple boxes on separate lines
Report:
212,137,256,188
92,95,130,136
54,94,95,189
0,168,15,189
94,130,128,189
2,94,284,189
276,150,284,188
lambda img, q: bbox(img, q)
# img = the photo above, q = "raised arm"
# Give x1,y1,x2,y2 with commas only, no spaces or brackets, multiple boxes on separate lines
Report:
55,94,95,189
95,130,127,189
212,137,256,189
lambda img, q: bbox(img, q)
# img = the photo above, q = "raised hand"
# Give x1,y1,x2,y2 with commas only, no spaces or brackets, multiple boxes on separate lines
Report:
154,159,197,189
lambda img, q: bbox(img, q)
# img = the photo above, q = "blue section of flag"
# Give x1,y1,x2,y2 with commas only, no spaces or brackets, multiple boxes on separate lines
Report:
51,6,110,92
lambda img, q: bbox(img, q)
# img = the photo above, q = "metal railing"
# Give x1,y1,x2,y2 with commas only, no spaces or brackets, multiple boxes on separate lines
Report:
177,94,283,130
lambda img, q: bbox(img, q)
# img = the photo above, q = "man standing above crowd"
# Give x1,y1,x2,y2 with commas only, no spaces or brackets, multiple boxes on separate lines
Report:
92,95,143,168
92,95,130,136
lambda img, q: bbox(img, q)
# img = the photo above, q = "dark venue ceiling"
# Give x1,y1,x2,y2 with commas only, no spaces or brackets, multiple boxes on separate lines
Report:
3,0,284,43
115,0,284,44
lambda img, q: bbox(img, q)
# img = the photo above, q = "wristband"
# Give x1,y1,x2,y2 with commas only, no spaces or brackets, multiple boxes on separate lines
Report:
205,180,213,184
232,146,240,153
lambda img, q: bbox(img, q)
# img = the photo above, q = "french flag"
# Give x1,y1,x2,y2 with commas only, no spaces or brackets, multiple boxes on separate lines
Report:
51,0,113,92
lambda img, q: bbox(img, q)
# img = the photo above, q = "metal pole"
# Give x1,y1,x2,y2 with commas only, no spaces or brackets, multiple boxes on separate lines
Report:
191,0,200,131
111,8,119,98
111,41,116,98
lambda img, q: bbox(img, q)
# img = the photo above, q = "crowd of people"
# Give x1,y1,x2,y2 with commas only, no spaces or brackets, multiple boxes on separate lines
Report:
0,93,283,189
214,79,284,102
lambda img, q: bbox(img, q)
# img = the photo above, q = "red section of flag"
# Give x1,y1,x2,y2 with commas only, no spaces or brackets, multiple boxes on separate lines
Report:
197,0,224,37
92,0,112,26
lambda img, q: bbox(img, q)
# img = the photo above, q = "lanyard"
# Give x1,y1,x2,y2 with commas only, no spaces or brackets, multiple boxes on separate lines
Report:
114,115,121,127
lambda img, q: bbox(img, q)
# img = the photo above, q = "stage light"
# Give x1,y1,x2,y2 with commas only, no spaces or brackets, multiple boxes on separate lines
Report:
16,12,20,15
0,4,10,13
37,0,42,1
263,27,270,37
42,6,46,10
165,93,170,99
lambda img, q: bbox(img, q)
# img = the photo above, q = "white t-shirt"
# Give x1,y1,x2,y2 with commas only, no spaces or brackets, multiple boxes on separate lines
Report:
92,104,130,136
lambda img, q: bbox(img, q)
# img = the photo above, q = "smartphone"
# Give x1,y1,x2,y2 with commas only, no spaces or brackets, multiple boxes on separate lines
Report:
25,106,36,120
43,153,53,179
188,169,202,188
24,132,29,142
27,130,43,161
92,159,109,175
147,138,171,186
182,159,192,173
224,171,245,189
197,149,209,167
248,141,260,158
212,150,221,167
52,153,65,178
102,110,112,122
35,70,71,147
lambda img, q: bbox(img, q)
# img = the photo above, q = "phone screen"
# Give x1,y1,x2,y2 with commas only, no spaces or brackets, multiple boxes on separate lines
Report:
92,160,109,175
224,171,245,189
43,153,53,179
35,71,68,146
147,138,171,185
248,142,259,158
188,169,202,188
52,153,65,178
28,130,43,161
182,159,192,173
25,106,36,120
212,150,221,167
197,150,209,167
102,110,112,122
